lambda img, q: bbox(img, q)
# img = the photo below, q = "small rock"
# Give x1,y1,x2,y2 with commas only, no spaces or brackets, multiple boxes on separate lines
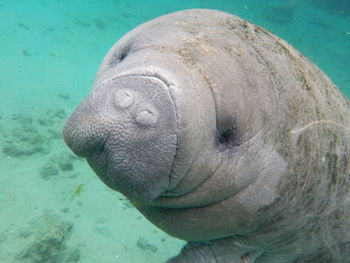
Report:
68,173,78,179
62,208,69,214
123,201,133,209
47,128,62,139
93,18,105,31
18,22,29,30
74,18,91,27
12,114,32,124
137,237,158,253
18,230,33,239
2,144,38,157
39,161,59,178
94,227,112,238
46,109,66,120
95,217,108,224
58,93,70,100
16,214,75,263
22,49,31,56
59,160,73,171
63,249,80,263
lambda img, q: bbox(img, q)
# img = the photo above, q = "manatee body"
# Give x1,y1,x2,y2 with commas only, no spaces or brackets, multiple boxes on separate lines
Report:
63,9,350,263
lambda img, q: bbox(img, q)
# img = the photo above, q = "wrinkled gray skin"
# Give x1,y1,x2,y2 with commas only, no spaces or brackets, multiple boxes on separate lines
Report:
63,9,350,263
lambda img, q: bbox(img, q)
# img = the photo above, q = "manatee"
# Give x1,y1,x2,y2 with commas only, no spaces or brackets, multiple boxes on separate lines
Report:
63,9,350,262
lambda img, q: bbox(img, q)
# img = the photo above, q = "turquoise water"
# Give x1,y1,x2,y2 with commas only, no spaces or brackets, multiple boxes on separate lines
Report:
0,1,349,262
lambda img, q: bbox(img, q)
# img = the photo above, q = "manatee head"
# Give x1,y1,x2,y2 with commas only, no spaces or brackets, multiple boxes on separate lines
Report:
63,9,270,211
63,8,292,240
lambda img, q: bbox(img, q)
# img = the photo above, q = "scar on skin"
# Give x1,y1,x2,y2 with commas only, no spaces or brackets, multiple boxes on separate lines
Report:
290,120,350,135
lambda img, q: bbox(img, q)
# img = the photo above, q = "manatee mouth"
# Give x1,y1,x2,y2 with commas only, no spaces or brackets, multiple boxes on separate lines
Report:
64,74,179,203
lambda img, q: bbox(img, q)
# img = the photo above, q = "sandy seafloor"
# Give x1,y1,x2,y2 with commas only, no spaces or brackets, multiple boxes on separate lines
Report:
0,0,349,262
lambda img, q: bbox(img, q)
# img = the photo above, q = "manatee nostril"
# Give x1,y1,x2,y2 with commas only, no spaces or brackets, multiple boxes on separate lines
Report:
136,110,157,126
115,90,134,108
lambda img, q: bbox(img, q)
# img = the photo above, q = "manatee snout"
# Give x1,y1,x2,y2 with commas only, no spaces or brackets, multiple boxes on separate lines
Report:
63,75,178,202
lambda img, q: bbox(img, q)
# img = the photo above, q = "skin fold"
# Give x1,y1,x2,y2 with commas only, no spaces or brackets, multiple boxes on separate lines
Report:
63,9,350,262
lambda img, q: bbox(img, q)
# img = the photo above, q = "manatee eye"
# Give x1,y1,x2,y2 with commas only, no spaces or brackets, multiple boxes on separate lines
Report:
218,128,235,144
115,90,134,109
136,109,157,126
109,43,132,67
217,124,240,150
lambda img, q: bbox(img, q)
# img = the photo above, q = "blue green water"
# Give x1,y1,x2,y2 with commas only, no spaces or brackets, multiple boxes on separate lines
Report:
0,1,349,262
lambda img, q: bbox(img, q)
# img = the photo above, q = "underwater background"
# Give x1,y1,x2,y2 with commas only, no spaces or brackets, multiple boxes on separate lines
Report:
0,0,349,262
